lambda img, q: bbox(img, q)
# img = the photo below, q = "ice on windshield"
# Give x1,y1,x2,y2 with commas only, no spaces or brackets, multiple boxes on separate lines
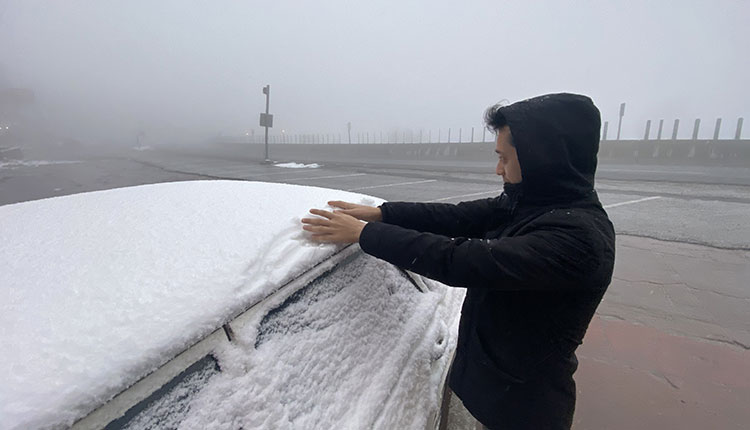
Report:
0,180,383,430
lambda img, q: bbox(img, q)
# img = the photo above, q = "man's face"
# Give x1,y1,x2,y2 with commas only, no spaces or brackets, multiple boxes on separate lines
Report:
494,126,522,184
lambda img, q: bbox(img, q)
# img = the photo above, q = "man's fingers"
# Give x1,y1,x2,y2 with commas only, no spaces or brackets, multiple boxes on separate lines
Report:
309,208,334,219
301,217,329,226
328,200,354,209
302,224,331,233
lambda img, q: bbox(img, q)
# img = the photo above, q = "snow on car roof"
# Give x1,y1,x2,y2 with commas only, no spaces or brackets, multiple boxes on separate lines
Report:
0,180,383,430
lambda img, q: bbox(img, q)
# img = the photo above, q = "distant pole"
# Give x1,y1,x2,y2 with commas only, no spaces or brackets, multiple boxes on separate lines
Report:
367,132,369,144
713,118,722,140
657,119,664,140
692,119,701,140
616,103,626,140
735,118,744,140
438,129,441,143
482,128,486,143
262,85,271,163
420,129,423,143
643,120,651,140
429,130,432,143
471,127,474,143
448,128,451,143
347,122,352,144
602,121,609,140
459,128,462,143
672,119,680,140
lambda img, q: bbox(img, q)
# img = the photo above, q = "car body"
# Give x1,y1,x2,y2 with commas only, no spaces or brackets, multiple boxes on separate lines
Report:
0,180,464,430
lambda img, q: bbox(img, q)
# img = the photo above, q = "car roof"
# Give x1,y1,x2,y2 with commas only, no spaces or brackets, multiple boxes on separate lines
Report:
0,180,383,430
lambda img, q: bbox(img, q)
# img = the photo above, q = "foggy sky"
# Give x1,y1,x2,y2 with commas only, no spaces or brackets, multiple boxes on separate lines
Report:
1,0,748,144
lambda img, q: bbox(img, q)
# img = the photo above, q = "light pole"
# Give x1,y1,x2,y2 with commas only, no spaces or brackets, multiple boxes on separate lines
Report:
260,85,273,163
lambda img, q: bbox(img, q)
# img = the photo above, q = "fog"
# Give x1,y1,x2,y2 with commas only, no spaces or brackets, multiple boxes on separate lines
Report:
1,0,748,146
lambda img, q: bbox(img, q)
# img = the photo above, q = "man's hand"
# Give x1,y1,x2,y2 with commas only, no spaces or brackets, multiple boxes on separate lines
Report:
327,201,383,222
301,208,366,244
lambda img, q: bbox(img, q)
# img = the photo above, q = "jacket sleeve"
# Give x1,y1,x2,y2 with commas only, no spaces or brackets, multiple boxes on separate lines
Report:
359,214,598,290
379,195,510,238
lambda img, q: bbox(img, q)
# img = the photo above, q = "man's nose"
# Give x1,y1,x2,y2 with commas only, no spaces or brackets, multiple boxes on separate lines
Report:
496,162,504,176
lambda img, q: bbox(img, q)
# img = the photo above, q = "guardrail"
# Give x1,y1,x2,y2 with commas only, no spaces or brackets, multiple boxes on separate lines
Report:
212,139,750,167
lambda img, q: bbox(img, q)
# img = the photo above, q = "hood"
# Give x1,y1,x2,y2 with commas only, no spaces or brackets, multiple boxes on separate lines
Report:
498,93,601,204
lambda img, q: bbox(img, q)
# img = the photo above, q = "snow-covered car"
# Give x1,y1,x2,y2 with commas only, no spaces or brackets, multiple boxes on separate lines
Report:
0,180,464,430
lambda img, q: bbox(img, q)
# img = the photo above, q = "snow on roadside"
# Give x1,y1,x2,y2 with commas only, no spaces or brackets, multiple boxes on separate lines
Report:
0,180,383,430
274,162,321,169
0,159,81,169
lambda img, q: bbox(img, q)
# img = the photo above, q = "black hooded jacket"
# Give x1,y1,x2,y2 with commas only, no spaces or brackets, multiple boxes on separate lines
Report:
359,93,616,429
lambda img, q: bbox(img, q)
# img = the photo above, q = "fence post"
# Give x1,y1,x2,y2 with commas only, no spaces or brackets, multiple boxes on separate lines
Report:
692,119,701,140
657,119,664,140
644,120,651,140
672,119,680,140
735,118,744,140
713,118,722,140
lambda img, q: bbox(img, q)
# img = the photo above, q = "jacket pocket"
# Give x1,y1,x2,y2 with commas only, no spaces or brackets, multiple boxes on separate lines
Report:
470,330,527,385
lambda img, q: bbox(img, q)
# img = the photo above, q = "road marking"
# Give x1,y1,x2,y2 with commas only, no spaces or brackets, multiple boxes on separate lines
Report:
601,168,705,175
604,196,662,209
347,179,437,191
427,189,499,202
289,173,367,181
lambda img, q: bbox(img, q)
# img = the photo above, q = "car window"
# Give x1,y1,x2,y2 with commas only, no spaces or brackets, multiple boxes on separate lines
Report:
104,355,220,430
175,252,436,429
97,251,425,429
255,251,422,348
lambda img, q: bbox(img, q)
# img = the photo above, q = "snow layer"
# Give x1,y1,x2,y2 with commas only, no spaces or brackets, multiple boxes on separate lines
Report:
0,160,81,169
274,162,321,169
0,180,383,430
178,254,464,430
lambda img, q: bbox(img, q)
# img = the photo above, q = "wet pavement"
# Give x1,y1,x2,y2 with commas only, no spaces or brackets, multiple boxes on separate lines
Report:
574,235,749,430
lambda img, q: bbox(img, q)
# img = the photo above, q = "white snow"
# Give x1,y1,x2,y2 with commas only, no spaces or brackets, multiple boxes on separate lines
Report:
0,160,81,169
274,162,321,169
174,255,464,429
0,180,386,430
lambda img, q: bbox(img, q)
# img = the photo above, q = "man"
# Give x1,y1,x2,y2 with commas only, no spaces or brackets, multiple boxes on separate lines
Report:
301,93,616,429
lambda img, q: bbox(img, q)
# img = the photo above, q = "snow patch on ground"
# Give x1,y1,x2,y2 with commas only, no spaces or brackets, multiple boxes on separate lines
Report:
0,159,81,169
133,146,153,151
274,162,321,169
0,180,383,430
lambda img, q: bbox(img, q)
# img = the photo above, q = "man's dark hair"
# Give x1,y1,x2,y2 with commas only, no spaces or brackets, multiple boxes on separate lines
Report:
484,102,509,131
484,102,513,145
